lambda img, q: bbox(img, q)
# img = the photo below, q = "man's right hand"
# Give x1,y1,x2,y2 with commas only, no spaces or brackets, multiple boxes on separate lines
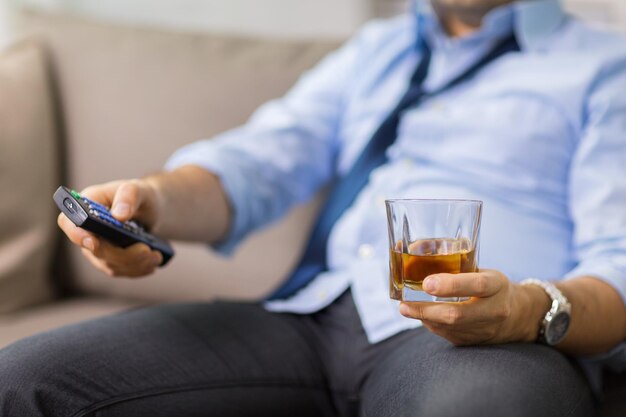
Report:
57,179,164,278
57,165,231,278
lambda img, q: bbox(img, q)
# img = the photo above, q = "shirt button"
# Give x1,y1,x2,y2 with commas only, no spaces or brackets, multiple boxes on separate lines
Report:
358,244,375,260
402,158,414,167
430,100,446,112
316,289,328,301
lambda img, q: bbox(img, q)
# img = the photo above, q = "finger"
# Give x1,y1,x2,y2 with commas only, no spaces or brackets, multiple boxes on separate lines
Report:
400,300,509,326
114,257,159,278
92,240,161,268
110,181,143,222
81,181,123,208
105,250,160,278
57,213,100,252
81,248,115,276
151,250,164,267
423,271,503,298
83,245,159,278
400,301,470,326
420,320,478,346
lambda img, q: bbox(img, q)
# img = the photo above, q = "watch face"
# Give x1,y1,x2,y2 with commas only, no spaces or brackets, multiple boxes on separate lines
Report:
546,311,571,346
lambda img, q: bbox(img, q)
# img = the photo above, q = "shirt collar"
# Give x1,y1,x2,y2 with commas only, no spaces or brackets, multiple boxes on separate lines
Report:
413,0,566,51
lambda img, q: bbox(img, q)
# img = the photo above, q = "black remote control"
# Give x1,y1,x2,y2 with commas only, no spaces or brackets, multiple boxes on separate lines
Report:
53,186,174,266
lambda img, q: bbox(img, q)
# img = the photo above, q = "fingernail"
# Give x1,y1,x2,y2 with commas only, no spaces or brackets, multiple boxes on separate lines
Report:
112,203,130,218
399,303,410,317
82,237,95,251
424,276,439,293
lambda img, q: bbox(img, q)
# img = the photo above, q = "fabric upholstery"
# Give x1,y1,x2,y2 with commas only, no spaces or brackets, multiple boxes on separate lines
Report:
0,40,58,313
0,297,142,347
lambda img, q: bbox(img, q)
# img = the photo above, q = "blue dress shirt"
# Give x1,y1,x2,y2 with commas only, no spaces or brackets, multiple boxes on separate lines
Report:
166,0,626,368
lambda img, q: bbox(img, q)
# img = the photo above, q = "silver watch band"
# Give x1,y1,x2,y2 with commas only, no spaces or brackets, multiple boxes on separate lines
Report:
520,278,572,345
520,278,568,306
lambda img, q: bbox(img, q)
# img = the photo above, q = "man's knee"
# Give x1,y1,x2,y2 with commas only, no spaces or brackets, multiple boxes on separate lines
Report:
0,327,93,417
412,346,593,417
363,338,594,417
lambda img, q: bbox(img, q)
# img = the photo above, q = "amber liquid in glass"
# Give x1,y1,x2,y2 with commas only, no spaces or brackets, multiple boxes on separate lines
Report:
389,238,477,300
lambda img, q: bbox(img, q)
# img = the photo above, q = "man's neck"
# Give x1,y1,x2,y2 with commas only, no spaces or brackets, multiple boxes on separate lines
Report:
430,1,514,38
439,13,482,37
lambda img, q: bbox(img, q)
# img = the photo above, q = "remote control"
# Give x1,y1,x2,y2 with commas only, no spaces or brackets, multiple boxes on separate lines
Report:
53,186,174,266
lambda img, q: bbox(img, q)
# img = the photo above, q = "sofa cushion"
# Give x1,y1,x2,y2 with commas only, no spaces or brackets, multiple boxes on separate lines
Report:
0,297,142,348
0,40,58,313
17,11,339,302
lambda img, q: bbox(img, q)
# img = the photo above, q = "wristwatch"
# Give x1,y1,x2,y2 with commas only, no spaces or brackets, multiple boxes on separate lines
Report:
520,278,572,346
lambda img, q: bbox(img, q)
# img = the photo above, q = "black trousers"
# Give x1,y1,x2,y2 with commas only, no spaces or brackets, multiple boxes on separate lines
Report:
0,291,594,417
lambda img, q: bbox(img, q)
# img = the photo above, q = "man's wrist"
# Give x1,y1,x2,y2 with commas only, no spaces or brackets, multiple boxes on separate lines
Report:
140,165,231,243
514,283,552,343
141,175,166,234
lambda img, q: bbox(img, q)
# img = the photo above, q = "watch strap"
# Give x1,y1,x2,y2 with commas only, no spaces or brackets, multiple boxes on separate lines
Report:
521,278,568,307
520,278,571,345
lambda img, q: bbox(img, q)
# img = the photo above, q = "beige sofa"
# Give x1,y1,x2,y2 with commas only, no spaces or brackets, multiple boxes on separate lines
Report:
0,9,336,347
0,9,624,416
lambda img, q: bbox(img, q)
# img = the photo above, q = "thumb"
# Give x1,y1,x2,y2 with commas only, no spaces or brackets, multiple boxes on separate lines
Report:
110,182,142,222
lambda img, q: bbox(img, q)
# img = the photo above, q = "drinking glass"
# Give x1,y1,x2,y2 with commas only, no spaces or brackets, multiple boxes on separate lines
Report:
386,199,482,302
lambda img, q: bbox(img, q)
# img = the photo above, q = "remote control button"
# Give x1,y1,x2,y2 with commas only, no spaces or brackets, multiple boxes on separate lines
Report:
88,204,109,215
70,190,82,200
127,220,140,229
102,213,120,224
90,202,109,212
84,197,106,209
63,198,76,214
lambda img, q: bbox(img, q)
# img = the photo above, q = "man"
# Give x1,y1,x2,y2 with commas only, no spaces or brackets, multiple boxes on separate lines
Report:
1,0,626,415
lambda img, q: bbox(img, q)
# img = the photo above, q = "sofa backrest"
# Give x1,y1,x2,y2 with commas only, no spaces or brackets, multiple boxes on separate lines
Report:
17,10,340,303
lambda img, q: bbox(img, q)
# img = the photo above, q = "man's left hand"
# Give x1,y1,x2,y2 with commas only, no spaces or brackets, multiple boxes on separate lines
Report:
399,269,547,346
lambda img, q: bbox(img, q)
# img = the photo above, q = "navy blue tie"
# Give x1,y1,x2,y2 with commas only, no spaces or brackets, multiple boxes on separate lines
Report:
268,33,520,300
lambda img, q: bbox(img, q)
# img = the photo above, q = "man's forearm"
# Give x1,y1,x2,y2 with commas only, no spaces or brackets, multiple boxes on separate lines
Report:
556,277,626,356
145,165,231,243
519,276,626,356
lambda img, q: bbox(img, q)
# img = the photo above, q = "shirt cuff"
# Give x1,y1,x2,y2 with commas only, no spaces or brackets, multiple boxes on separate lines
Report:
164,141,248,255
